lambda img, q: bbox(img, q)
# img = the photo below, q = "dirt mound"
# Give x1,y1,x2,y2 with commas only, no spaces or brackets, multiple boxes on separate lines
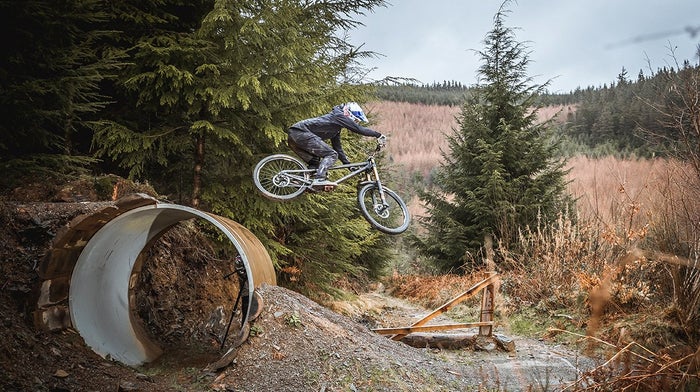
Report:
214,284,479,391
133,221,243,358
0,200,142,391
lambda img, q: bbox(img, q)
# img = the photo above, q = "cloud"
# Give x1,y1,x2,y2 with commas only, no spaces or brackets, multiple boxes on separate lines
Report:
349,0,699,92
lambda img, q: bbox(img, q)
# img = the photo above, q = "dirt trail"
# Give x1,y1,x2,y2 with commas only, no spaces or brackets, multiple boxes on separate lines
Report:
337,290,594,390
200,284,595,391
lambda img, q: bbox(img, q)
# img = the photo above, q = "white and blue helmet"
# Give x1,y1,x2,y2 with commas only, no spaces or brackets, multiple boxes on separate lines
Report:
343,102,368,123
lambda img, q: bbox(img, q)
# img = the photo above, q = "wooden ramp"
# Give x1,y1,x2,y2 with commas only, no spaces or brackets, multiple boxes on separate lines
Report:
373,272,499,340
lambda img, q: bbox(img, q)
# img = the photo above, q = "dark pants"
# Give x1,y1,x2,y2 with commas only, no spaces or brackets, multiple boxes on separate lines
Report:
287,129,337,179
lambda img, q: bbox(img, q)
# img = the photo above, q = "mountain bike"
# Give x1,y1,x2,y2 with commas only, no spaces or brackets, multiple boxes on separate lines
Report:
253,141,410,235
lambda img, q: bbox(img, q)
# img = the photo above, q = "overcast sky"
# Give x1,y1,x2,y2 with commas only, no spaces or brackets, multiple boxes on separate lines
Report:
348,0,700,93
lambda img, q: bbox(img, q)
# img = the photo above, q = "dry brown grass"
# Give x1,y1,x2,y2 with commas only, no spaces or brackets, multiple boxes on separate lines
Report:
510,157,700,390
533,104,577,125
567,156,682,228
557,330,700,391
368,101,574,177
366,101,459,176
386,272,486,310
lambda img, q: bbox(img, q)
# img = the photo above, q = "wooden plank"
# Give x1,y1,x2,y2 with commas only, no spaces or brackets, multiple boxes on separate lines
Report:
373,322,494,335
391,273,498,340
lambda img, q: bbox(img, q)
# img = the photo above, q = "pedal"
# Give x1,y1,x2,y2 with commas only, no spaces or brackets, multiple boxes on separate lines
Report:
311,184,336,192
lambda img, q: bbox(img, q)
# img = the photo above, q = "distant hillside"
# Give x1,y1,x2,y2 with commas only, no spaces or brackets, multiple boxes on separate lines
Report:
374,81,471,106
373,63,700,158
368,101,574,178
374,80,577,107
367,101,458,177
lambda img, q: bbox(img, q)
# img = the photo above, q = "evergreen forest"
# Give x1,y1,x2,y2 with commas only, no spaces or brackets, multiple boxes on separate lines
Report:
1,0,393,296
2,0,699,284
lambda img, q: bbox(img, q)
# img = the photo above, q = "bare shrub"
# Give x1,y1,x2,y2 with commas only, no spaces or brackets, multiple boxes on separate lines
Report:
498,210,599,310
494,156,700,392
570,157,700,343
645,160,700,343
564,334,700,391
387,273,485,310
502,157,699,336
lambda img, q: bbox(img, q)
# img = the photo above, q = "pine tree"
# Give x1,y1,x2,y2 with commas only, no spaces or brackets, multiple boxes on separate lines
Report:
0,0,122,187
91,0,390,295
413,3,570,272
92,0,382,205
90,0,219,204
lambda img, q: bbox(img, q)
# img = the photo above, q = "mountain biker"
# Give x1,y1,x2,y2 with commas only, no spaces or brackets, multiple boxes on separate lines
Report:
286,102,386,187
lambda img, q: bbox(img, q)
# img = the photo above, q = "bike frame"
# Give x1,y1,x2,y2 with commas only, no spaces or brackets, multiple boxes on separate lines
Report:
330,159,378,186
282,147,389,197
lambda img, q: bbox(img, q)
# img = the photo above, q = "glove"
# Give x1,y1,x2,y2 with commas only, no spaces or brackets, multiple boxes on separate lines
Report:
377,134,387,146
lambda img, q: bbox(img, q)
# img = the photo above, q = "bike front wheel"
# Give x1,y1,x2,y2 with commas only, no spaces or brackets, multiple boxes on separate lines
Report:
253,154,308,201
357,184,410,235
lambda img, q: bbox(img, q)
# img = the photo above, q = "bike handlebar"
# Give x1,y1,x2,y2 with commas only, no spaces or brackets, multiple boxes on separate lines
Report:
375,134,387,151
374,141,384,154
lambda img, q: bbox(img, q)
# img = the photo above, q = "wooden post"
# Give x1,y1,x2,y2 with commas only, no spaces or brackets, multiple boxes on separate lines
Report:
479,282,494,336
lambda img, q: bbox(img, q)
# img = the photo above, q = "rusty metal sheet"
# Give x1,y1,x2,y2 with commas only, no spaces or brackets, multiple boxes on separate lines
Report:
65,199,276,366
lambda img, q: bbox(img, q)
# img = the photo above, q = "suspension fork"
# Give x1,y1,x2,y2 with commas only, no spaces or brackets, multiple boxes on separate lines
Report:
367,159,389,206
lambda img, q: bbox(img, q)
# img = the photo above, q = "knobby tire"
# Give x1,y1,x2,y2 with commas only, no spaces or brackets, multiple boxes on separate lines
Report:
357,183,410,234
253,154,307,201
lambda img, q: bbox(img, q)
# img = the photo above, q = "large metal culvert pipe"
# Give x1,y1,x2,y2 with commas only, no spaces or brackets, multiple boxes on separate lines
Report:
68,202,276,366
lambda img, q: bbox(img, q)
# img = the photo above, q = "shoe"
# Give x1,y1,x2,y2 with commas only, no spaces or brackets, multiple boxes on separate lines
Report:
311,178,337,187
311,178,337,191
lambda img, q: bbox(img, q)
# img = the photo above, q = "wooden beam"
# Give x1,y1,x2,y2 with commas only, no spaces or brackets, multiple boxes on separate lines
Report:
391,273,498,341
480,283,495,336
373,322,494,335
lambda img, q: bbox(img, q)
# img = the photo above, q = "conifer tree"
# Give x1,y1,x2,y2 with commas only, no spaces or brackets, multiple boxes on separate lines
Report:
0,0,121,187
92,0,381,205
413,3,570,272
91,0,390,294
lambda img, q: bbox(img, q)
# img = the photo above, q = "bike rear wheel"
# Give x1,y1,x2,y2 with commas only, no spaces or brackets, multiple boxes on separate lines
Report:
357,183,410,234
253,154,308,201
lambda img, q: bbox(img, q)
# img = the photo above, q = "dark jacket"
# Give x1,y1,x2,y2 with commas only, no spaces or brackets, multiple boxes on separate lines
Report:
288,105,381,164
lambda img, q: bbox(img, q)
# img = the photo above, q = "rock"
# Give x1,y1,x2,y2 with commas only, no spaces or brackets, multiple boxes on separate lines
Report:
118,381,139,391
474,335,497,352
494,333,516,352
135,373,152,382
